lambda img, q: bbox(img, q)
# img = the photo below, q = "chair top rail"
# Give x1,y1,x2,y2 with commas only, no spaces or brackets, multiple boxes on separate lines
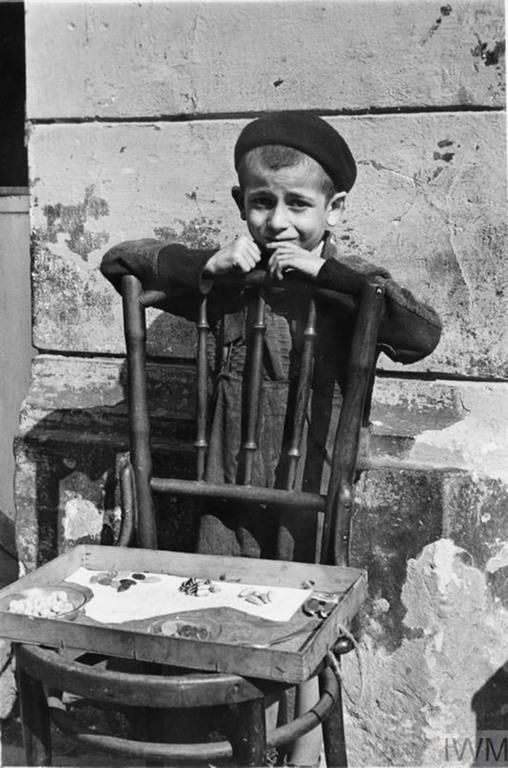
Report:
137,270,362,312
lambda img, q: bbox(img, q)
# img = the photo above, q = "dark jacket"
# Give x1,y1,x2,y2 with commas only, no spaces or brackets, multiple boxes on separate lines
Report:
101,234,441,365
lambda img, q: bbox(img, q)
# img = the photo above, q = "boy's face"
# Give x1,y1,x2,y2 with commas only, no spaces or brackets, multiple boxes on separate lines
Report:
233,159,344,252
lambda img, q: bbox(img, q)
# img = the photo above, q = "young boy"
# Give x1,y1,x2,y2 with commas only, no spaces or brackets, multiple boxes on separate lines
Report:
101,111,441,765
102,110,440,560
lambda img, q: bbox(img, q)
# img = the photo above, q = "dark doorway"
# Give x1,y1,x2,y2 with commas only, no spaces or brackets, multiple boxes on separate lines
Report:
0,0,27,190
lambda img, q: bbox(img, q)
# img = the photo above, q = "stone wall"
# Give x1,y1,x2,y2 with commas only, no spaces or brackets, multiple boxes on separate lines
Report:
13,1,507,764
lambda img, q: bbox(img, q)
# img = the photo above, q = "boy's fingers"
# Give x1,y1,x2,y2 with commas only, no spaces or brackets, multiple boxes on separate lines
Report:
266,241,300,254
267,256,285,280
238,257,250,270
245,246,261,268
236,239,260,267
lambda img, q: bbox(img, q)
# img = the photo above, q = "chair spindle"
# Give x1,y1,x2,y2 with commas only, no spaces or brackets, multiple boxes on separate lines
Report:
242,288,267,485
195,295,209,481
285,297,317,491
122,275,157,549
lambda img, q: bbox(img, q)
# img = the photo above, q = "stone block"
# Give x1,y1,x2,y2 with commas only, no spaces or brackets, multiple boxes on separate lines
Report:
370,378,508,482
25,0,505,119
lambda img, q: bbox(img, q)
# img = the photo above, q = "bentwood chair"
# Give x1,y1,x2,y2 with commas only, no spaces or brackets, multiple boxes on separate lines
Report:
15,269,385,767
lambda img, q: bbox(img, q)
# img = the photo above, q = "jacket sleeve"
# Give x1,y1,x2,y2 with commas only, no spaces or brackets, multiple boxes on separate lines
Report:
316,256,442,365
100,239,215,320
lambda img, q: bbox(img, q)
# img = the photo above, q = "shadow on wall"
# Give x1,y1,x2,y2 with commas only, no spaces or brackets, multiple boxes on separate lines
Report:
14,314,201,573
472,664,508,766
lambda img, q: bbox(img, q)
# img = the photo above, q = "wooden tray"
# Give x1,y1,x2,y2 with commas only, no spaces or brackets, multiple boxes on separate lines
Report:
0,545,366,683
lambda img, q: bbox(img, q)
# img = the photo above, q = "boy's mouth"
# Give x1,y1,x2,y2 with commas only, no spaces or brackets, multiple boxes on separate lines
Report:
259,238,299,250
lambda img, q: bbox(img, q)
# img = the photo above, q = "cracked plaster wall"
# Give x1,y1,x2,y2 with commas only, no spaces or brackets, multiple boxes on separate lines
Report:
6,1,507,764
344,538,508,766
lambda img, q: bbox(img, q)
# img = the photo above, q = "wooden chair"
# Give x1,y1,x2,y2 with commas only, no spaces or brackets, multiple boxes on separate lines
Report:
15,269,385,767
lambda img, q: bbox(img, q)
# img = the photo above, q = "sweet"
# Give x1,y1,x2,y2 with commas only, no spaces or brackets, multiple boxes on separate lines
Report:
8,590,74,618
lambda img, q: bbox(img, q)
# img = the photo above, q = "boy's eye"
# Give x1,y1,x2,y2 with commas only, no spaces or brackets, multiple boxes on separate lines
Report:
288,198,311,209
249,196,272,209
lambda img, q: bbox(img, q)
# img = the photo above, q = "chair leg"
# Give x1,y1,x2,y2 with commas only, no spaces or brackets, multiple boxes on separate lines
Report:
232,697,267,766
16,660,52,766
321,671,347,768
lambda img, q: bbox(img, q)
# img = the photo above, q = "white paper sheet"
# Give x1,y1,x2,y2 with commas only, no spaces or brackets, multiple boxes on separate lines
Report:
66,567,309,624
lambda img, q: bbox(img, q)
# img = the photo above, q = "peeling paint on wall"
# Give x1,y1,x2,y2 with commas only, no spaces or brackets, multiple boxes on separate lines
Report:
62,497,103,540
346,538,508,767
153,216,222,250
486,543,508,573
37,185,110,261
407,385,508,482
472,35,506,66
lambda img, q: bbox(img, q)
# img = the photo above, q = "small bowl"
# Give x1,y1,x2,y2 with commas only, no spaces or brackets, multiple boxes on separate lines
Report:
0,586,87,620
150,616,221,641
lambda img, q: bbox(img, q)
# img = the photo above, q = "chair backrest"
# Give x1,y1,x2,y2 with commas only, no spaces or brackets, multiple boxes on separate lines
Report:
120,271,385,566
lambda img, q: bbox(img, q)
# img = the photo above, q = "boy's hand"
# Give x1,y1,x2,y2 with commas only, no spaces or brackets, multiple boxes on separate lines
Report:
204,237,261,276
267,242,323,281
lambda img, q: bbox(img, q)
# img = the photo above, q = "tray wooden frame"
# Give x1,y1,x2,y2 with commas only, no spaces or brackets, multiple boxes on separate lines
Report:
0,545,366,683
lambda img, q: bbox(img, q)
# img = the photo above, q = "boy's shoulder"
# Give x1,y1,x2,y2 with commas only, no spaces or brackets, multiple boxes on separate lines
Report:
323,235,391,280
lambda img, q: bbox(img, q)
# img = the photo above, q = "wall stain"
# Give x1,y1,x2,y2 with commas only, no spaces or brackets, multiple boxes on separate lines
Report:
472,35,505,67
273,78,284,88
456,85,473,105
420,4,452,45
433,151,454,163
153,217,222,249
40,185,110,261
30,241,114,338
433,139,457,164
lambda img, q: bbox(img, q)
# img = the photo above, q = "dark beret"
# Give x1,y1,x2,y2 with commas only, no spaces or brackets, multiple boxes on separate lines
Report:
234,111,357,193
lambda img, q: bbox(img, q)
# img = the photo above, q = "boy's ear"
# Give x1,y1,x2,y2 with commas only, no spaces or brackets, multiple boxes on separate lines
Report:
326,192,347,227
231,186,246,220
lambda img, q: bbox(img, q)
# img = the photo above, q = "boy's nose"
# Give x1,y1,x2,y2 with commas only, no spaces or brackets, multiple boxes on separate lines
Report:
267,203,289,232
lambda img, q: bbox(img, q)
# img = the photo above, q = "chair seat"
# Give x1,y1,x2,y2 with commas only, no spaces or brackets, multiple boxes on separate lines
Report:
17,644,276,708
16,643,340,765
